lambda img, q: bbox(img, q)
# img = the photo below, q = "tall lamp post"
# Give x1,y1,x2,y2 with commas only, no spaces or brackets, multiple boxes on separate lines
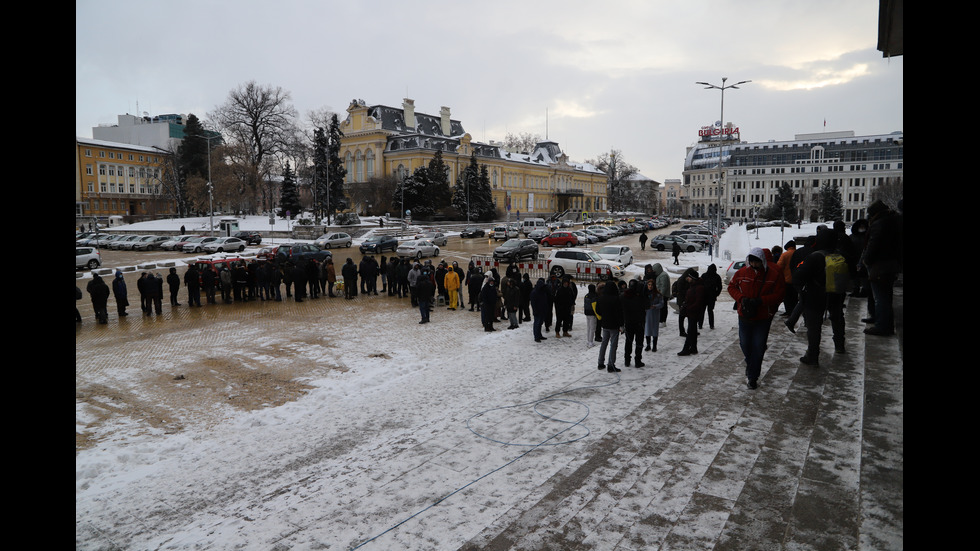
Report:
188,132,222,237
696,77,750,256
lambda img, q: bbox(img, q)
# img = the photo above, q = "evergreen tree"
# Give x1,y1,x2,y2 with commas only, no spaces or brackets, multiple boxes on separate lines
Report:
473,163,495,220
820,183,843,222
392,167,431,217
424,150,452,213
311,127,329,223
761,182,798,222
452,154,481,221
278,162,302,218
326,114,348,223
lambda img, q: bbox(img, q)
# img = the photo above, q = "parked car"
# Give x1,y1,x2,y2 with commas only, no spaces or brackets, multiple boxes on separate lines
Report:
132,235,170,251
360,235,399,254
273,243,332,265
160,235,201,251
182,236,219,253
118,235,158,250
396,239,440,259
314,232,352,249
540,231,579,248
233,231,263,245
492,238,539,262
460,226,486,238
585,226,613,241
527,228,550,242
415,232,448,246
203,237,247,253
650,234,703,252
573,230,597,245
545,248,625,280
724,260,746,285
678,233,712,247
76,247,102,270
109,235,141,250
596,245,634,266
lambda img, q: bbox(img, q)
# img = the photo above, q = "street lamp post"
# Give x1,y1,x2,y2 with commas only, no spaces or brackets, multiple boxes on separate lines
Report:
696,77,750,256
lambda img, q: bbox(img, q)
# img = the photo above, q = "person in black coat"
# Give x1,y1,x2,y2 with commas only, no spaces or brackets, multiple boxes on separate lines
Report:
621,279,648,367
480,278,499,331
416,268,435,323
672,241,682,265
112,270,129,316
700,264,723,330
596,281,624,372
519,273,533,322
184,265,201,307
342,258,358,300
167,267,181,306
291,262,308,302
467,267,485,312
678,270,706,356
149,273,164,314
136,272,150,314
201,266,217,304
87,273,111,324
530,278,549,342
554,277,576,338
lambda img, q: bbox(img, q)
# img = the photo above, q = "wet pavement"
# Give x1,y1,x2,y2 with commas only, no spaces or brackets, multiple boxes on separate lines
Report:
76,233,903,550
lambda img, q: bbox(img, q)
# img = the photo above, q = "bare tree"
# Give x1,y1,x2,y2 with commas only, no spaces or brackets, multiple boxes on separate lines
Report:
587,149,638,214
209,81,298,214
503,132,542,154
871,176,903,211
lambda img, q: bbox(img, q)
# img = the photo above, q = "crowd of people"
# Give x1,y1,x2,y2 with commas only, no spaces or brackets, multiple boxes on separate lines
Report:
79,204,902,391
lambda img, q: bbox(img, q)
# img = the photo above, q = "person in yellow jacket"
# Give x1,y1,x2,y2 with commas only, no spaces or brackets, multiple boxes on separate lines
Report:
444,264,461,311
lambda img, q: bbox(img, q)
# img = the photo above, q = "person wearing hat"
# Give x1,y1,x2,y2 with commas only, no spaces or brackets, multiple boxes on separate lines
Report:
728,247,786,389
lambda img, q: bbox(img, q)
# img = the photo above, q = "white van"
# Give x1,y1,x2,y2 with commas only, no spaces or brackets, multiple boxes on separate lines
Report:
519,218,547,235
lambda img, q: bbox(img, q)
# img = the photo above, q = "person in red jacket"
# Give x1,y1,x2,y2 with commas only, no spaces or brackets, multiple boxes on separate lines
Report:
728,247,786,389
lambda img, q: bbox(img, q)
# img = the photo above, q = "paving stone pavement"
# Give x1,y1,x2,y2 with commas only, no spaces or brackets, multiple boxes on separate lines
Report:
76,275,902,550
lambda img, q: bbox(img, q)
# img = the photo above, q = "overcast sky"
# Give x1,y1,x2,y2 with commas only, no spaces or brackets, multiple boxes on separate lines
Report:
76,0,903,182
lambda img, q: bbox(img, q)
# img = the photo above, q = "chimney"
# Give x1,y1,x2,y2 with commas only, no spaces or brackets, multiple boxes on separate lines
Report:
440,106,451,136
402,98,416,130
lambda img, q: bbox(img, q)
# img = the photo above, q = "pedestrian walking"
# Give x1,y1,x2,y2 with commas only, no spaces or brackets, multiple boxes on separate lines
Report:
728,247,786,389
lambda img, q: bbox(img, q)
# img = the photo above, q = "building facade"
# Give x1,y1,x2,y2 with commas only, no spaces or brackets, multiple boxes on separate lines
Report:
92,113,187,151
75,137,172,223
338,98,607,219
682,128,903,223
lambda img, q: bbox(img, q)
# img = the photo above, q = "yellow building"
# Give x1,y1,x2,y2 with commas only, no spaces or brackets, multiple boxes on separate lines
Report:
339,98,607,219
75,137,173,225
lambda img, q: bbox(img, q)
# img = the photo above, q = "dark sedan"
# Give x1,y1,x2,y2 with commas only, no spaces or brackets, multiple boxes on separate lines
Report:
359,235,399,254
274,243,332,266
492,238,539,262
460,226,486,238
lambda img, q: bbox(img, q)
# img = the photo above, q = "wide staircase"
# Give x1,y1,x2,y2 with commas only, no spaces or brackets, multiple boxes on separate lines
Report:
460,290,903,550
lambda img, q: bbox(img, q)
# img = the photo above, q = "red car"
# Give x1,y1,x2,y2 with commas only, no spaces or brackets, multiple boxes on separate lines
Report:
540,231,579,247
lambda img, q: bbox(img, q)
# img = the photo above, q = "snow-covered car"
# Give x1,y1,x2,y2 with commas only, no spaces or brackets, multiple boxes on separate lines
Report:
596,245,634,266
492,238,539,262
414,232,448,246
650,234,703,252
203,237,246,253
396,239,440,259
314,232,352,249
545,248,624,280
76,246,102,270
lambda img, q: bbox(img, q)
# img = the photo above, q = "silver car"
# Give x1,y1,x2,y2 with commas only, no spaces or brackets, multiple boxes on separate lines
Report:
396,239,440,259
314,232,352,249
415,232,448,246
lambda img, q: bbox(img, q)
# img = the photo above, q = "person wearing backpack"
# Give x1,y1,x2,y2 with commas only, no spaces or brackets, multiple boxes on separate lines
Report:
795,227,850,366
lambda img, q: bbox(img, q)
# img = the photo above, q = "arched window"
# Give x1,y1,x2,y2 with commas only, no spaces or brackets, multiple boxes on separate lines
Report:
356,151,364,182
366,149,375,179
345,152,354,180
